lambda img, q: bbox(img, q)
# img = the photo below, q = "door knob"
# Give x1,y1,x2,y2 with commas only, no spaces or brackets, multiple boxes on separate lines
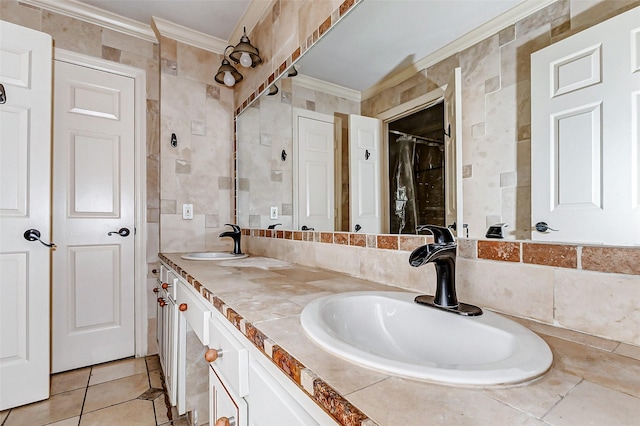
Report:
534,222,558,233
23,229,56,248
107,227,130,237
215,416,235,426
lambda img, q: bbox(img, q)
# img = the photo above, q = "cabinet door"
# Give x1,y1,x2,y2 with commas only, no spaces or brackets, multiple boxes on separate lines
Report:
210,366,247,426
247,360,324,425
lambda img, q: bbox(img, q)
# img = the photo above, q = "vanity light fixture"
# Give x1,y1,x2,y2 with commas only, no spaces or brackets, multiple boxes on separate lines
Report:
229,27,262,68
215,46,243,87
287,66,298,77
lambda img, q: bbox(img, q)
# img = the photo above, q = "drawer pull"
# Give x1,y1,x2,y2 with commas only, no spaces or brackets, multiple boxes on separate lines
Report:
153,288,159,293
179,303,188,312
204,348,223,362
215,416,235,426
162,282,171,289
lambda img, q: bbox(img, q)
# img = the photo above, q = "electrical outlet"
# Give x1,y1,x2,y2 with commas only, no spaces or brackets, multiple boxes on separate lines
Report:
182,203,193,220
270,206,278,219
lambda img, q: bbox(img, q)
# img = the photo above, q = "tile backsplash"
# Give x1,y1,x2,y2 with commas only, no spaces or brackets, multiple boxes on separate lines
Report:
243,228,640,347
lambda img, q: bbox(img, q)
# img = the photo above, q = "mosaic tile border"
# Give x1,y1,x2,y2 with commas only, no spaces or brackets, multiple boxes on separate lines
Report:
158,253,376,426
242,229,640,276
235,0,361,117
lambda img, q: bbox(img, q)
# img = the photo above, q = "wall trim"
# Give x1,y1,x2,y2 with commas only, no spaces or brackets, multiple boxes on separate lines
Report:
19,0,268,53
151,16,227,54
361,0,558,100
20,0,156,42
53,48,149,357
293,74,361,103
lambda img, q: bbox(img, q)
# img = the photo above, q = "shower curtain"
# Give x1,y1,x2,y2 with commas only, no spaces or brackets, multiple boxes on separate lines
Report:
393,136,417,233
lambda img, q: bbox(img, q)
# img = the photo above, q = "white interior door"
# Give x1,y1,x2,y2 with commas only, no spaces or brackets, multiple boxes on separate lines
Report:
444,67,464,236
349,114,382,233
0,21,52,410
52,59,136,372
531,6,640,245
294,110,335,231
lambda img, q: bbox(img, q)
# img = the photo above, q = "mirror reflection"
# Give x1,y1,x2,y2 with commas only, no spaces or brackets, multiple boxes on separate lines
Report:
237,0,639,245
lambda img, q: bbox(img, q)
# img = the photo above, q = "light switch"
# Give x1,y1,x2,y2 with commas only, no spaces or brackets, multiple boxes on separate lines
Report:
182,203,193,220
270,206,278,219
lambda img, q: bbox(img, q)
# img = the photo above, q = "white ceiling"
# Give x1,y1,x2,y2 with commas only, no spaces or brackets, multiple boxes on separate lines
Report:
74,0,529,92
80,0,253,41
297,0,526,91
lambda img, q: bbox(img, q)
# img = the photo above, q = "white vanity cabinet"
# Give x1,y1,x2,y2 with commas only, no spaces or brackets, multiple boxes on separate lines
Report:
160,261,337,426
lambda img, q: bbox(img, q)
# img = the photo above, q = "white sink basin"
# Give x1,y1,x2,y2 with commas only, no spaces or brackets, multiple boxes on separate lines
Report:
180,252,248,261
300,291,552,386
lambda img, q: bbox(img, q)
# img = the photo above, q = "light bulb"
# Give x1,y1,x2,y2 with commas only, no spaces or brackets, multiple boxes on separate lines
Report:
240,52,252,68
223,71,235,87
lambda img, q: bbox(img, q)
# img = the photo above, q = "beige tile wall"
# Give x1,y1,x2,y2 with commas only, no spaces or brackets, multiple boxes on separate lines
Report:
158,37,235,253
245,231,640,347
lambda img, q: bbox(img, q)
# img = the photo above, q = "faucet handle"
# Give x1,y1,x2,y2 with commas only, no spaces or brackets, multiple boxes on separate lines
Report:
416,224,455,244
224,223,241,232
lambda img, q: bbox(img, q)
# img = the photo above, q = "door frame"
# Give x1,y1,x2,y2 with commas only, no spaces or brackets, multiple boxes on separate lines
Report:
375,87,445,234
53,48,148,357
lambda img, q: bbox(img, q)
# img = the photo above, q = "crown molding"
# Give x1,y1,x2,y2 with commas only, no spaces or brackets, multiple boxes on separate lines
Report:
294,74,361,103
229,0,273,44
151,16,227,54
361,0,558,100
19,0,156,42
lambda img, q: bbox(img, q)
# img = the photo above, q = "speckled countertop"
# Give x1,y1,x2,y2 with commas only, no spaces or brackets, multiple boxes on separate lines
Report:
159,253,640,426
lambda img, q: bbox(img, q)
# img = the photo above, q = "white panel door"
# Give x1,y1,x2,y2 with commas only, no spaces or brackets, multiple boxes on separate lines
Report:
444,67,464,236
0,21,52,410
52,60,136,372
295,111,335,231
531,7,640,245
349,114,382,233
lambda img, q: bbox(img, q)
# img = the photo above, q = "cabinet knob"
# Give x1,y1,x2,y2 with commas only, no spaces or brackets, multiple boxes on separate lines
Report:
179,303,188,312
158,298,166,307
153,288,159,293
162,282,171,289
215,416,235,426
204,348,223,362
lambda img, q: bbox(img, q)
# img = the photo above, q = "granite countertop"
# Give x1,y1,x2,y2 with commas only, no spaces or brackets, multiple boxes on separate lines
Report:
159,253,640,426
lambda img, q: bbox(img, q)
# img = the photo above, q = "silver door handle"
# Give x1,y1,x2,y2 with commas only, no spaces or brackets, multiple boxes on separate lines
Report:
23,229,56,248
108,227,130,237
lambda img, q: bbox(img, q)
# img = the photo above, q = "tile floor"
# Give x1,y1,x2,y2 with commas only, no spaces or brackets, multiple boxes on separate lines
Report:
0,356,187,426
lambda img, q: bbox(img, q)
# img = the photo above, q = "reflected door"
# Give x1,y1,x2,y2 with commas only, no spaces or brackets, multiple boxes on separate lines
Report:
349,114,382,233
531,6,640,245
0,21,52,410
52,60,136,372
295,110,335,231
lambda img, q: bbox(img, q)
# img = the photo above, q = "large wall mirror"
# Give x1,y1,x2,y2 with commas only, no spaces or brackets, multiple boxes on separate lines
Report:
236,1,640,246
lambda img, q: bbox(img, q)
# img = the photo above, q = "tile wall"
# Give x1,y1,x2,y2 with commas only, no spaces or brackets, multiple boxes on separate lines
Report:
157,36,235,253
243,230,640,347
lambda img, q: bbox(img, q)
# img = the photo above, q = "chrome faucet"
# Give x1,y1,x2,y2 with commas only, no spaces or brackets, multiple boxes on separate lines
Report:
409,225,482,316
219,224,243,255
